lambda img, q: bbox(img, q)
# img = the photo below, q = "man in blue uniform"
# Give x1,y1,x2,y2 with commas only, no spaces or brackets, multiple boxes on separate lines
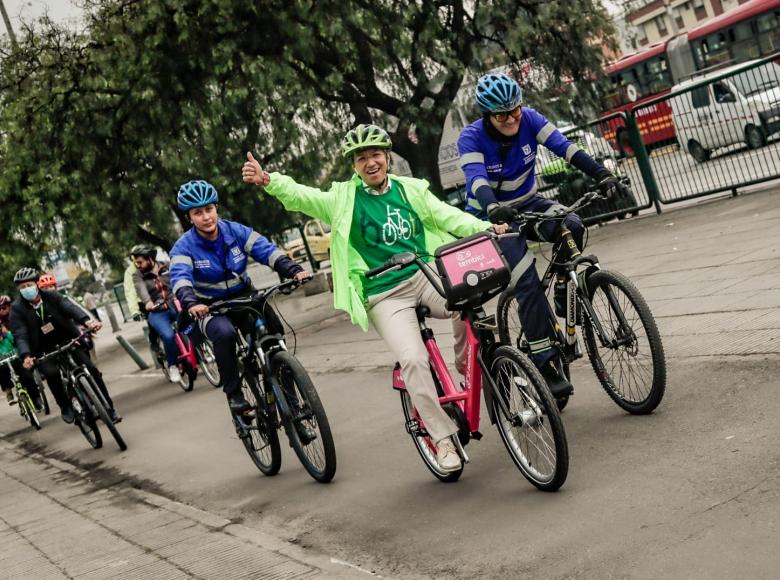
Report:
458,73,622,397
169,180,310,414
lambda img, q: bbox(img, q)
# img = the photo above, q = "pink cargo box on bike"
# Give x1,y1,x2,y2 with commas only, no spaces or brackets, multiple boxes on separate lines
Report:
435,232,510,309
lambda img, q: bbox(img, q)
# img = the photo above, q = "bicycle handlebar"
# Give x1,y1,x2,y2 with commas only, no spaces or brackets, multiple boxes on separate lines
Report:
35,329,94,364
207,278,302,316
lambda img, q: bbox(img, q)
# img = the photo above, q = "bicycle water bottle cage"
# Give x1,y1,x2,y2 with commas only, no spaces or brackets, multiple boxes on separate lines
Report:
435,232,510,310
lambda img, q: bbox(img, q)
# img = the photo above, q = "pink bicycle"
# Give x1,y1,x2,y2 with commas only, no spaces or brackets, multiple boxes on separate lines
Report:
148,299,199,391
366,232,568,491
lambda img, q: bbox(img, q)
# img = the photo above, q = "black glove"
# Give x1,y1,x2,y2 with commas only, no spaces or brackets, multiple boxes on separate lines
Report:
131,313,142,322
487,204,516,224
597,174,621,200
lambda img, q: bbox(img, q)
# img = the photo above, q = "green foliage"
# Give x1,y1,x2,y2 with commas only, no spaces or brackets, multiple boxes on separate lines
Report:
0,0,616,286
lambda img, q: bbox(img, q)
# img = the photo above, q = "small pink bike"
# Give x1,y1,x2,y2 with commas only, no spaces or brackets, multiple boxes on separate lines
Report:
148,299,199,391
366,232,569,491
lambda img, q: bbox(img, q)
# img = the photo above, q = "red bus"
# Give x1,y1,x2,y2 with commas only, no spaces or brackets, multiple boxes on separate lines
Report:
601,0,780,155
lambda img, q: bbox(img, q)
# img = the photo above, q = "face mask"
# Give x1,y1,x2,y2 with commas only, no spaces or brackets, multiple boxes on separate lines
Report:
20,286,39,301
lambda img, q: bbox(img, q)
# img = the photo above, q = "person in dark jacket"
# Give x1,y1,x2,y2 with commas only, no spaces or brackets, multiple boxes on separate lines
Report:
169,180,310,414
10,267,120,424
130,244,182,383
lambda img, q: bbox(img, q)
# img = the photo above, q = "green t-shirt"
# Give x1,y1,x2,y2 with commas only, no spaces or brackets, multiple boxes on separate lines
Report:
350,179,429,296
0,329,16,357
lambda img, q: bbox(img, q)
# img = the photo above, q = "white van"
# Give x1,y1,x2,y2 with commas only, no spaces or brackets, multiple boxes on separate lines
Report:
669,59,780,163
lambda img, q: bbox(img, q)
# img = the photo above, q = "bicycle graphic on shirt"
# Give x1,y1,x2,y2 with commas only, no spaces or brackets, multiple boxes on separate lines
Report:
382,206,413,246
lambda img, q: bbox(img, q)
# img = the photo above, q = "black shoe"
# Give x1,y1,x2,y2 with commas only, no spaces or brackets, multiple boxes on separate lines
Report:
61,406,76,424
228,392,253,416
108,408,122,424
294,420,317,444
541,363,574,398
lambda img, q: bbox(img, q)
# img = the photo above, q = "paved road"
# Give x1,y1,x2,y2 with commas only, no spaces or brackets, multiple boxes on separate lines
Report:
3,188,780,578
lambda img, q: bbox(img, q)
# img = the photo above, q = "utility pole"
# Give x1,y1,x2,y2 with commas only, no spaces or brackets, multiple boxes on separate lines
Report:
0,0,18,50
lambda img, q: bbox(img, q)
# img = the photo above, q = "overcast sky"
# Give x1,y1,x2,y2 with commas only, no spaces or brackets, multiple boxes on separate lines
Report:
1,0,82,32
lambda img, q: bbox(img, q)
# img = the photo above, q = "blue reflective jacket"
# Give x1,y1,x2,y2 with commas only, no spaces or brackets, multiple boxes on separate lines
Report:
457,108,588,217
169,219,300,309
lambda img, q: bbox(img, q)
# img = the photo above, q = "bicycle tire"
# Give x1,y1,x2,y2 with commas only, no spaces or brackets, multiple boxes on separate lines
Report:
73,390,102,449
582,270,666,415
197,341,220,387
239,367,282,476
178,361,196,392
489,345,568,491
39,386,50,416
18,392,41,430
399,391,463,483
271,352,336,483
80,375,127,451
496,291,571,412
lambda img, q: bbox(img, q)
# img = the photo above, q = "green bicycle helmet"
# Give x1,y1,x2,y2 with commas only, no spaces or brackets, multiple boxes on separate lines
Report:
341,124,392,158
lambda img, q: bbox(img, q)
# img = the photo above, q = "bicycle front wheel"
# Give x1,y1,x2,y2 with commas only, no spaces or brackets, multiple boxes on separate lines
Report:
73,390,102,449
18,391,41,430
582,270,666,415
271,352,336,483
399,391,463,483
239,367,282,476
196,341,220,387
490,346,568,491
80,375,127,451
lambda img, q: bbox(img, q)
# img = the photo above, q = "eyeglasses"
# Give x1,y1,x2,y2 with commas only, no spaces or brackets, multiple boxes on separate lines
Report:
492,107,522,123
0,305,9,310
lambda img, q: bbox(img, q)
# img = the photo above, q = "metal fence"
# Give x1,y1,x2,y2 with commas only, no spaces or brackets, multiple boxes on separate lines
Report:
535,52,780,222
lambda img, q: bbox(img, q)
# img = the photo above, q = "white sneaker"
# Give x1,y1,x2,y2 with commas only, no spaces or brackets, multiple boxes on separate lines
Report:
436,437,462,472
167,365,182,383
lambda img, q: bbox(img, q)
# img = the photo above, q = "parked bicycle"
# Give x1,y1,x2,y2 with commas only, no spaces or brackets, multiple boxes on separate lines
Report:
0,353,49,430
206,279,337,483
365,231,568,491
36,330,127,451
147,300,198,391
496,191,666,414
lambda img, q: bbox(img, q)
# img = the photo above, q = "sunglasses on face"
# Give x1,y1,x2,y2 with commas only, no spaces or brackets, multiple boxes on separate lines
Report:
492,107,522,123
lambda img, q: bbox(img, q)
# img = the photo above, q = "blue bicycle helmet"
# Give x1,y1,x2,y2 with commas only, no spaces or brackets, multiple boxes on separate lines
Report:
177,180,219,211
475,73,523,114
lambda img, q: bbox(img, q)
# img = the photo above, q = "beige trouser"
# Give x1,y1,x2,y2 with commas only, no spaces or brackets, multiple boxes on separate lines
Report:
367,270,468,442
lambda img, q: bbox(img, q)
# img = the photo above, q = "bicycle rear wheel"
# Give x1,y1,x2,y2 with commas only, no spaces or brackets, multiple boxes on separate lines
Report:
80,375,127,451
239,367,282,476
582,270,666,415
399,391,463,483
490,346,568,491
196,341,220,387
272,352,336,483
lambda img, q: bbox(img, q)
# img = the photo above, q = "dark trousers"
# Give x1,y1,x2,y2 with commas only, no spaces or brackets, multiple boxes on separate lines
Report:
37,347,114,411
192,312,251,396
498,196,584,368
0,359,40,400
89,308,101,321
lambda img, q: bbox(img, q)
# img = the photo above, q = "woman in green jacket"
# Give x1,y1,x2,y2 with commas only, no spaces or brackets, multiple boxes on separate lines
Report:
242,124,505,473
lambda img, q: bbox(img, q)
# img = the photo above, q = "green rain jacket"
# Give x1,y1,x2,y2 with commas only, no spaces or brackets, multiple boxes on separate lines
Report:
264,173,491,330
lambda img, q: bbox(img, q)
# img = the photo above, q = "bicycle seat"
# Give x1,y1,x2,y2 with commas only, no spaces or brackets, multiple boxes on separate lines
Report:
415,305,430,322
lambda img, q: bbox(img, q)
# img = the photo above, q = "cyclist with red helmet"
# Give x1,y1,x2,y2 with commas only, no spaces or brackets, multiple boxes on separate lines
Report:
38,273,57,291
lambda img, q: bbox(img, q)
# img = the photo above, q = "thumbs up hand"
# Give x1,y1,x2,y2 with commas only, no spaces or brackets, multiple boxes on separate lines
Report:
242,151,270,187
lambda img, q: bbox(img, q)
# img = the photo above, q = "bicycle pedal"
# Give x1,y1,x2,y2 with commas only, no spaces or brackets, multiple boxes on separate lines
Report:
405,418,420,435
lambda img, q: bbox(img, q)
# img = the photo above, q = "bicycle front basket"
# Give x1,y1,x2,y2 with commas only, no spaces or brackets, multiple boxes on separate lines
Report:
435,232,510,309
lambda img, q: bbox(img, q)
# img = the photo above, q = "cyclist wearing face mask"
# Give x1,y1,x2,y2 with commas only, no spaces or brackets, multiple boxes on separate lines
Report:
10,267,120,424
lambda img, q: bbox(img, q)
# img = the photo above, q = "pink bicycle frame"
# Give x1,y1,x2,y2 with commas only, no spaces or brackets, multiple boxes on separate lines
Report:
392,320,482,434
172,298,197,369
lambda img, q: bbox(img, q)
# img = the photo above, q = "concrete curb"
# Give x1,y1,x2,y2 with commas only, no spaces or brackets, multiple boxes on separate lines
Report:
0,438,384,579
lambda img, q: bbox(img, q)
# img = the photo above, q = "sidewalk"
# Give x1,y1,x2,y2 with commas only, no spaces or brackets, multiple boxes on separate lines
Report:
0,441,373,579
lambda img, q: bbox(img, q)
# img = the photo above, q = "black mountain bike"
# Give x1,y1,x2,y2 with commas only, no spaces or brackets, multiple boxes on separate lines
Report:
496,192,666,414
37,331,127,451
1,354,49,430
207,280,337,483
